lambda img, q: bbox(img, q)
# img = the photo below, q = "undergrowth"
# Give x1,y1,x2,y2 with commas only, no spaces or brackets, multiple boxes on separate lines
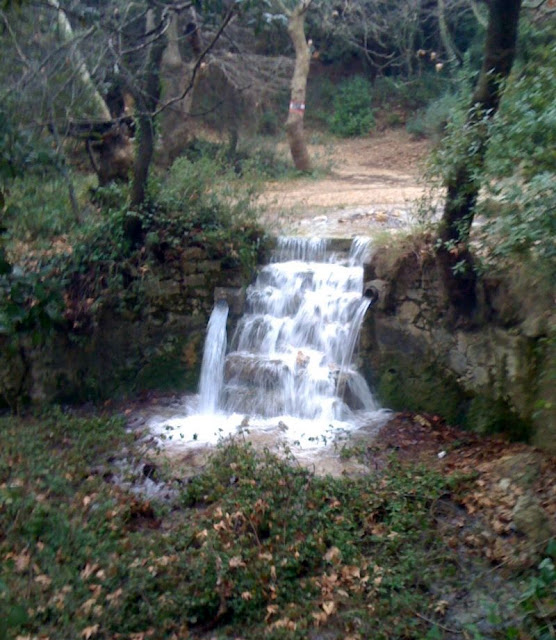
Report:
1,411,551,639
0,147,268,360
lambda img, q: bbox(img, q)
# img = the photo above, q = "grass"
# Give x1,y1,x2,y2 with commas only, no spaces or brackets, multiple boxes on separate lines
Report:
2,409,551,639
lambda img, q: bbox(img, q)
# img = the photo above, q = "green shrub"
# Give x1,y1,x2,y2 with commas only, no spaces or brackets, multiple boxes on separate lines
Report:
477,38,556,273
0,108,57,183
329,76,375,137
406,92,461,139
373,73,452,111
421,22,555,279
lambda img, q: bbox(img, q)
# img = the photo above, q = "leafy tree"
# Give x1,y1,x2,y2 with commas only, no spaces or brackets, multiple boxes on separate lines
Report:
435,0,522,320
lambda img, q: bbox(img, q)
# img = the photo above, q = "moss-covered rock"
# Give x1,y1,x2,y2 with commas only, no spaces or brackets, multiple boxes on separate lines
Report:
377,357,468,425
466,394,531,441
1,255,253,406
361,239,555,451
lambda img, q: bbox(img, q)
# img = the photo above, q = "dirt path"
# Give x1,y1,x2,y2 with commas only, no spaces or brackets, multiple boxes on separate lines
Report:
259,129,431,237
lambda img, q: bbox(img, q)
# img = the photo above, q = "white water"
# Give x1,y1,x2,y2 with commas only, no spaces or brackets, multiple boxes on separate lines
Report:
197,299,228,414
148,237,389,458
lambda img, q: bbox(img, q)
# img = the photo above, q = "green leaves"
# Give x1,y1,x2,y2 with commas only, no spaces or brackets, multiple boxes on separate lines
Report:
0,266,65,340
328,76,375,138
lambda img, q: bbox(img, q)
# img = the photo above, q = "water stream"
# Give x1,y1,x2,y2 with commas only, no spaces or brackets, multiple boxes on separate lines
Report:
148,237,389,467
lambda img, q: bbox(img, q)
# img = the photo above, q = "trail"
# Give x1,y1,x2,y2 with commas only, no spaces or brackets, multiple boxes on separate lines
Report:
258,128,431,236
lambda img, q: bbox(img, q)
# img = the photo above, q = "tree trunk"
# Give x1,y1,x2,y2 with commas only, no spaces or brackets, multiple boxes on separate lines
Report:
157,11,199,168
47,0,111,120
285,1,312,173
437,0,462,65
128,7,167,239
437,0,521,320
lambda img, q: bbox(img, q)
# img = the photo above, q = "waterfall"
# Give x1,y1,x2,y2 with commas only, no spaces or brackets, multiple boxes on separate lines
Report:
197,299,228,414
149,236,388,452
223,236,377,422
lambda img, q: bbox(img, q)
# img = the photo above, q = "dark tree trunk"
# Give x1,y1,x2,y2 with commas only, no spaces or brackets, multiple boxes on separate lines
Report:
130,112,157,209
437,0,521,320
128,7,168,242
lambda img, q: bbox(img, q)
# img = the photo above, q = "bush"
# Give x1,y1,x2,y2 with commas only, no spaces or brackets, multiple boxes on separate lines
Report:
329,76,375,137
406,92,461,139
373,72,453,111
422,21,555,278
478,37,556,273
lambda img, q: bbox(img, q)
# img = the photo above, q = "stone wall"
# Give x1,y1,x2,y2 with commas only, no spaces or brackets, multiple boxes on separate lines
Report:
361,244,555,453
0,248,249,407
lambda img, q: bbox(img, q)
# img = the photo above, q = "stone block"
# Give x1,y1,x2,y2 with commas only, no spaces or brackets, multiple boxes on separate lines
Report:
398,300,420,324
196,260,222,273
214,287,246,317
183,274,206,288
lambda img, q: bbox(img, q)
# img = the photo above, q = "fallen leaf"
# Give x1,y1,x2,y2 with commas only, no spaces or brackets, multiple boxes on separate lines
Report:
35,574,52,588
324,546,342,563
15,551,31,573
81,625,99,640
312,610,328,626
106,588,123,606
80,598,97,615
80,563,99,580
434,599,449,615
322,600,337,615
340,565,361,580
269,617,297,631
265,605,279,622
228,556,246,569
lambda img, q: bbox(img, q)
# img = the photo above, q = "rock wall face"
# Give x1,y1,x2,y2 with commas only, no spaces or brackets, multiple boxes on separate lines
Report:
0,249,249,407
361,244,555,453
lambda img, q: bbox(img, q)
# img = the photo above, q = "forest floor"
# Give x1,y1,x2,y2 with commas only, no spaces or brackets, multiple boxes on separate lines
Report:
2,404,555,640
258,128,432,237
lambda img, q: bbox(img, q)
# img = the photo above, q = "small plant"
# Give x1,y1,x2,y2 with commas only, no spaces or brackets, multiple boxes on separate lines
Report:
519,545,556,640
329,76,375,137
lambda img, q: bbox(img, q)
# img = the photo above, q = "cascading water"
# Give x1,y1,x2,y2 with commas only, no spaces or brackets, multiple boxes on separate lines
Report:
223,237,377,422
149,236,389,455
197,299,228,414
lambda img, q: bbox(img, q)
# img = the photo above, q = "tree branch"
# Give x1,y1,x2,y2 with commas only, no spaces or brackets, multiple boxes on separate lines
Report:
152,3,237,118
